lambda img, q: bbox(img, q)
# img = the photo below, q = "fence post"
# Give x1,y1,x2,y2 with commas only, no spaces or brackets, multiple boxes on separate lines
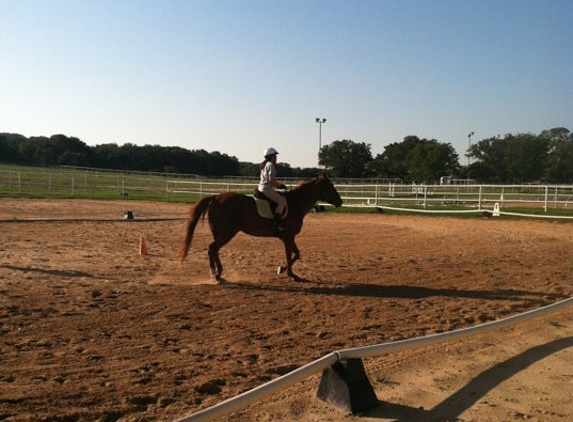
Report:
544,185,548,213
316,358,379,414
478,185,482,210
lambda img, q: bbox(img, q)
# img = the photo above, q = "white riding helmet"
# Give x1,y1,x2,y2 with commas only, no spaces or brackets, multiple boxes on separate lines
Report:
264,147,279,157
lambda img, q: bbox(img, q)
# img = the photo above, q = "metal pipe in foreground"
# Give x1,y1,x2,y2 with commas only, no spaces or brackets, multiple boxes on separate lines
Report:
336,296,573,361
172,296,573,422
173,353,338,422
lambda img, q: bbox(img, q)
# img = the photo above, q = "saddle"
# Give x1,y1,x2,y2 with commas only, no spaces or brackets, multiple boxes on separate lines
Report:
253,189,288,219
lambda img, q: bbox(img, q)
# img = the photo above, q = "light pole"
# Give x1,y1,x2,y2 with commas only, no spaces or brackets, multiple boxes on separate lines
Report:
316,118,326,168
467,131,475,166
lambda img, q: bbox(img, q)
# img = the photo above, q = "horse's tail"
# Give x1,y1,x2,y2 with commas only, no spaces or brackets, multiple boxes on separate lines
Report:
180,196,216,263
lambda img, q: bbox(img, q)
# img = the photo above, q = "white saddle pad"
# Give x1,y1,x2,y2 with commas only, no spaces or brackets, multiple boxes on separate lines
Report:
253,197,288,219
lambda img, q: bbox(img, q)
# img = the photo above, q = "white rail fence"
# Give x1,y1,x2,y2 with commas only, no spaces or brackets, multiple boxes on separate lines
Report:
167,180,573,218
173,296,573,422
3,168,573,215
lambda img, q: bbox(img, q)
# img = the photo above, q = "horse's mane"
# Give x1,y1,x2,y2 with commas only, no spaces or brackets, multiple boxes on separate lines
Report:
286,174,328,202
293,178,313,189
292,173,327,191
291,177,317,193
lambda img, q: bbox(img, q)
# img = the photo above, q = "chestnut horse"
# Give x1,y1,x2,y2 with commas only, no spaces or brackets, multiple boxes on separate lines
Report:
180,173,343,282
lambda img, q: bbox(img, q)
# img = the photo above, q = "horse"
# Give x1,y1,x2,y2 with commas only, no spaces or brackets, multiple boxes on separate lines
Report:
180,173,343,282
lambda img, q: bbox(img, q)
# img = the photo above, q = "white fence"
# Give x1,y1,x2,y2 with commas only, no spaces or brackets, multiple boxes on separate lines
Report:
167,179,573,216
3,167,573,216
173,296,573,422
329,182,573,212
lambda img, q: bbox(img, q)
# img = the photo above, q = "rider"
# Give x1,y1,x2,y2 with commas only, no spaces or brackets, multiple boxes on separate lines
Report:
258,147,287,234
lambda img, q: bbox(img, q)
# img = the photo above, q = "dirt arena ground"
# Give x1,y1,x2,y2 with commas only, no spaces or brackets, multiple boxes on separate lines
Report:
1,198,572,422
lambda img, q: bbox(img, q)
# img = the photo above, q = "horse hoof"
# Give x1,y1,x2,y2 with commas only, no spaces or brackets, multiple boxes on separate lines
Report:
277,266,285,275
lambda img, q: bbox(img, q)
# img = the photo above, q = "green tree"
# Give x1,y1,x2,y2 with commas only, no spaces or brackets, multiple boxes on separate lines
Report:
207,151,240,176
467,136,504,182
407,139,459,183
468,133,549,183
319,139,373,178
48,134,92,166
542,127,573,183
92,143,122,169
0,133,25,163
369,136,459,183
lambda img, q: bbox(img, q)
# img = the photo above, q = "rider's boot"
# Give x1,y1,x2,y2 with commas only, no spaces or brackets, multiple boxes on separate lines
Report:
273,213,284,235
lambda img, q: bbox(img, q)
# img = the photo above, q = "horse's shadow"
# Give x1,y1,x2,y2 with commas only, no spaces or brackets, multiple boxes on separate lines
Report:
364,335,573,421
0,264,97,279
224,279,564,305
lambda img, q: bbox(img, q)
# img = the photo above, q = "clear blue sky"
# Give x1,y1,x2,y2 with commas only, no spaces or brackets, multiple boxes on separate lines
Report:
2,0,572,168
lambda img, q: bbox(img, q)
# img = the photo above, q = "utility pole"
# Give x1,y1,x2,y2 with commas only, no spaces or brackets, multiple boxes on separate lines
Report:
316,118,327,168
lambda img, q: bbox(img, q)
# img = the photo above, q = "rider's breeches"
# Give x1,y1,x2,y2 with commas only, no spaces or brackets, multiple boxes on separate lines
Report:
259,186,286,215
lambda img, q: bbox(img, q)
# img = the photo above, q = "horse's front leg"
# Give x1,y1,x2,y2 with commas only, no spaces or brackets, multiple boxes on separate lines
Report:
290,242,300,267
278,237,301,281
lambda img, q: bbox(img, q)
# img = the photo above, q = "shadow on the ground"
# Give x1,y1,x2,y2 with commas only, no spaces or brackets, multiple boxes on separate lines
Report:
0,264,97,279
363,335,573,421
225,279,565,305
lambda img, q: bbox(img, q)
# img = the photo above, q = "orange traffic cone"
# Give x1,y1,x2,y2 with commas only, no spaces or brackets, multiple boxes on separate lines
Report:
139,235,148,255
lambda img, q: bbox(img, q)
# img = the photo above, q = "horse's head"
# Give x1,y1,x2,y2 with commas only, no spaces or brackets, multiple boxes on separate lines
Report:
317,172,343,207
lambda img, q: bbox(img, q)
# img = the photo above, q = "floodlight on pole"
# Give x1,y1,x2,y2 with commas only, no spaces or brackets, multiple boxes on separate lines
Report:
467,131,475,166
316,118,327,168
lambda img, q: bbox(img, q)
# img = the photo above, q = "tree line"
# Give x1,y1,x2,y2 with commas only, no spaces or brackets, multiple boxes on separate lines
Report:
319,127,573,184
0,133,315,178
1,127,572,183
466,127,573,184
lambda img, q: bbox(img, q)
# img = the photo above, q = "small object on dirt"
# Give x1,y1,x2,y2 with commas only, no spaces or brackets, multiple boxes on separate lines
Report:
139,235,148,255
124,211,134,220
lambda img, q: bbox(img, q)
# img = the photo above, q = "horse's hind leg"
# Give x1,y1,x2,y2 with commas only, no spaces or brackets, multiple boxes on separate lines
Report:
208,242,222,281
207,245,219,279
208,230,237,282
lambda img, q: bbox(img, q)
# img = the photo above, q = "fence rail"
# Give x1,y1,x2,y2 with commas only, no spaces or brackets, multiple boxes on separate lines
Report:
173,296,573,422
2,167,573,215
